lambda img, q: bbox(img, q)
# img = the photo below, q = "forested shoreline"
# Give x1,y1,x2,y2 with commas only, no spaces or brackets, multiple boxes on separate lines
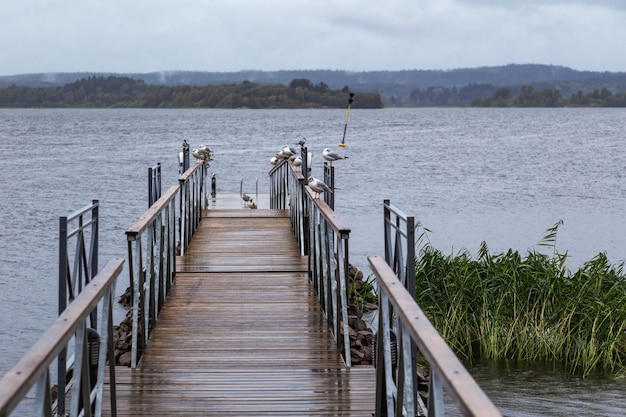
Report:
0,76,383,109
404,84,626,107
2,74,626,108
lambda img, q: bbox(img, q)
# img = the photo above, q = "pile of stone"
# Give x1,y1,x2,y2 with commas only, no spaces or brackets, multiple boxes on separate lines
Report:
346,265,375,366
347,305,374,365
112,287,141,366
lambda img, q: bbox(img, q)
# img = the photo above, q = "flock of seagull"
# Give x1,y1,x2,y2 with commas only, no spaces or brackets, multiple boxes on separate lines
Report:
183,139,214,162
181,138,348,208
270,137,349,199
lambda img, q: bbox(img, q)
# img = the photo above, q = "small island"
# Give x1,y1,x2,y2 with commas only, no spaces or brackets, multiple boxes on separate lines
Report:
0,76,383,109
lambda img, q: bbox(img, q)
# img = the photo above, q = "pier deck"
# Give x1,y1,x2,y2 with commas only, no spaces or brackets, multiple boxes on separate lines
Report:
105,208,376,416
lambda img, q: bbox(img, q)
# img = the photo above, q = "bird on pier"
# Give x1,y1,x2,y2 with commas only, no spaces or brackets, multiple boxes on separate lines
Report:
242,193,252,203
191,148,204,161
248,198,257,209
282,145,298,158
322,148,348,165
307,176,333,199
198,145,213,161
297,137,307,146
182,139,189,148
292,156,302,171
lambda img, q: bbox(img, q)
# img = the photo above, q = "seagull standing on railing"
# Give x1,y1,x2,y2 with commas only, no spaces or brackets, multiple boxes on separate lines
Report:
292,156,302,171
198,145,213,161
322,148,348,166
192,148,204,161
307,176,333,199
283,145,298,158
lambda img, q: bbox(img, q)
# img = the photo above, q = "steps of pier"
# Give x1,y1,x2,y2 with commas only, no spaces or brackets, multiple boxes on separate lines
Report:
106,207,376,416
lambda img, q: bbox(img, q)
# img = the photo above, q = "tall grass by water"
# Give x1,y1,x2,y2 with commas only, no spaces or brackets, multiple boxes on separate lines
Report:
414,222,626,377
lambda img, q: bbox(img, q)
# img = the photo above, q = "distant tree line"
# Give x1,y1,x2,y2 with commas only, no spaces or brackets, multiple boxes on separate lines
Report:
0,76,383,109
470,85,626,107
397,83,626,107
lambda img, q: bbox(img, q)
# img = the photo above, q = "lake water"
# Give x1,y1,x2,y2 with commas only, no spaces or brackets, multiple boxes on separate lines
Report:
1,108,625,416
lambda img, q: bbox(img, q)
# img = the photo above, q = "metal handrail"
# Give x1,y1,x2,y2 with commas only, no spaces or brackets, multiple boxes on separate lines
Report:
125,185,178,368
58,199,100,415
268,159,352,366
306,186,352,366
124,160,206,368
382,199,419,410
368,255,502,417
148,162,162,207
0,258,124,417
268,159,289,209
178,161,207,255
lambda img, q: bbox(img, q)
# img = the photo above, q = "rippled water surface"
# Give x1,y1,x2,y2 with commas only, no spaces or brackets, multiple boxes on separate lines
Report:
1,108,625,416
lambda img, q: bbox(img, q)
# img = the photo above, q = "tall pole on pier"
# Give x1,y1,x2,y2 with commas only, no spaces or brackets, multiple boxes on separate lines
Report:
339,93,354,148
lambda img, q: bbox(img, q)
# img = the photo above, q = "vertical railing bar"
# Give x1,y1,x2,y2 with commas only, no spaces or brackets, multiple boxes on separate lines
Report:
381,292,396,417
401,321,415,417
428,368,444,417
338,237,351,367
69,322,85,417
57,215,68,416
34,370,52,417
131,237,141,368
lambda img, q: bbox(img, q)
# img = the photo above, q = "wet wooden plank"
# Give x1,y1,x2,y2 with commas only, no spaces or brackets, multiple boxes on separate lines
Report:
103,209,375,416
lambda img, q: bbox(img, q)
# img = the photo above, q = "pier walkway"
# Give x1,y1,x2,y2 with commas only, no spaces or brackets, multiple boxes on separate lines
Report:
105,208,376,416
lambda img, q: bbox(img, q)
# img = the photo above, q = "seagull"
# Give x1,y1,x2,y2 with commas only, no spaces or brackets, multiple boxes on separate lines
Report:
322,148,348,165
247,199,257,209
198,145,213,160
292,156,302,171
307,176,333,199
283,145,297,158
182,139,189,148
191,148,204,161
297,137,307,146
270,156,278,165
242,193,251,203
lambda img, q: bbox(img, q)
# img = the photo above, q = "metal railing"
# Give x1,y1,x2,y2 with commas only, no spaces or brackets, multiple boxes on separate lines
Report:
269,159,290,210
369,255,501,417
58,200,100,415
178,161,207,256
382,200,419,411
268,158,351,366
125,160,207,367
125,185,178,368
148,162,162,207
59,200,100,315
0,259,124,417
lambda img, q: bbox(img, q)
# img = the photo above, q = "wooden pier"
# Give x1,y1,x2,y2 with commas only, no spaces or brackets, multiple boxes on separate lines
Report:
105,207,376,416
0,162,502,417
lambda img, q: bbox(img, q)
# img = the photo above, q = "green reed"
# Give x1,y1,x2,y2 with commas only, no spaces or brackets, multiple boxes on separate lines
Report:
414,222,626,377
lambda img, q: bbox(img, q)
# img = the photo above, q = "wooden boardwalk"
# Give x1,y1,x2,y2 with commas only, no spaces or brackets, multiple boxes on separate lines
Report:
106,208,376,416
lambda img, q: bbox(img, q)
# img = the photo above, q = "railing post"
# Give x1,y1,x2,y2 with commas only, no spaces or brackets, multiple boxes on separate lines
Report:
90,200,99,286
58,215,68,416
323,163,334,210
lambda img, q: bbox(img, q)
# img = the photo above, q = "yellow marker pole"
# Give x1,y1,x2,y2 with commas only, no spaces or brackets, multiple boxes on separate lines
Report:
339,93,355,147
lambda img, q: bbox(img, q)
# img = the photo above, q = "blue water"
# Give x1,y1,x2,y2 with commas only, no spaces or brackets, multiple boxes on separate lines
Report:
1,108,625,416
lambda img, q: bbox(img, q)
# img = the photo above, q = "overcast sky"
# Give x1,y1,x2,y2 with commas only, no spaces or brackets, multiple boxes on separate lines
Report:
1,0,625,76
